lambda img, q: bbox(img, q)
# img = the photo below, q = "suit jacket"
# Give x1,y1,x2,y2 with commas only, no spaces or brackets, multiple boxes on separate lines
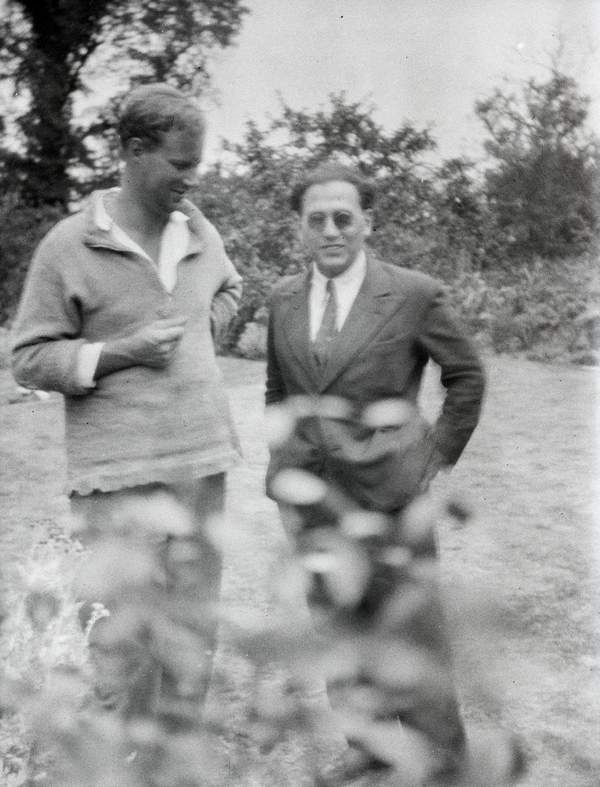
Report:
265,254,485,513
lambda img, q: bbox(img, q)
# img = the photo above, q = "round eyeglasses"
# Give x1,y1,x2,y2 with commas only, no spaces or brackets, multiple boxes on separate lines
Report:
306,211,355,232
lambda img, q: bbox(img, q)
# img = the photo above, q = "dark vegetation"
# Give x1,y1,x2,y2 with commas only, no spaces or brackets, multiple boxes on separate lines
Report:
1,13,598,362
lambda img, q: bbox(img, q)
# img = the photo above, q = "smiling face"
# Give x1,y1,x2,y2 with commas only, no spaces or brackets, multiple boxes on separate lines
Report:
128,124,203,218
299,180,372,278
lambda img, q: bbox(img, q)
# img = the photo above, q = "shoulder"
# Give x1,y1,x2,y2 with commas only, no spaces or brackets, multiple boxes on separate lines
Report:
374,256,442,297
181,199,224,247
37,207,88,248
269,270,307,302
29,206,91,276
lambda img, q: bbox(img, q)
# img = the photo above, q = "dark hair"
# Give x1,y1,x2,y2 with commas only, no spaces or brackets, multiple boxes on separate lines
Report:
117,83,205,148
290,162,376,213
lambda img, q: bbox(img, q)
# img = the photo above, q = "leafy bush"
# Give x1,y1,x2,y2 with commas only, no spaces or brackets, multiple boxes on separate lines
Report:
441,253,600,363
220,240,598,364
191,94,597,364
0,194,65,326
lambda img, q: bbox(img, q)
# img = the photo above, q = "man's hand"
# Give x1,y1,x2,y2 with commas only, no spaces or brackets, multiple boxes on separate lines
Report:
94,316,186,380
125,316,187,368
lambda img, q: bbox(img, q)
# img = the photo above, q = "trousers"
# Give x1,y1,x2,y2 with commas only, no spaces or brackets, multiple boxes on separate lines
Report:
71,473,225,728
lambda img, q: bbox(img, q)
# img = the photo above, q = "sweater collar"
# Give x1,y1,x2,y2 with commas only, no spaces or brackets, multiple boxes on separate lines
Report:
82,189,206,256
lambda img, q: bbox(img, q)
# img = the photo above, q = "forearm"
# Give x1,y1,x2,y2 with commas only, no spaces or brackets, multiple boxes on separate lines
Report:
419,290,486,463
94,336,140,380
11,248,89,395
210,258,242,341
12,338,89,395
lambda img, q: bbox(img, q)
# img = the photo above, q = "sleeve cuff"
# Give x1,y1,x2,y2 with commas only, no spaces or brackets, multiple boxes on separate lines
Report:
76,342,104,388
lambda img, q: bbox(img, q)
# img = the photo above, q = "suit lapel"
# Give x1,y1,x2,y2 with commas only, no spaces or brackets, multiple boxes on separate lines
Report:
279,270,322,389
317,254,405,391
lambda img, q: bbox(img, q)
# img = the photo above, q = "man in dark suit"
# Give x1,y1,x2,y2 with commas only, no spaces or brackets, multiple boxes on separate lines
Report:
265,162,486,782
266,162,484,511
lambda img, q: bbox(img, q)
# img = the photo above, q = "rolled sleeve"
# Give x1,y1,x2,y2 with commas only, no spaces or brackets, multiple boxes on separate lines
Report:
76,342,104,389
11,244,91,396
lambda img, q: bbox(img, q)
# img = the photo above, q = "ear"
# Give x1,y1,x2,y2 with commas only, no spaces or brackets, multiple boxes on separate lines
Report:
123,136,148,161
363,208,373,237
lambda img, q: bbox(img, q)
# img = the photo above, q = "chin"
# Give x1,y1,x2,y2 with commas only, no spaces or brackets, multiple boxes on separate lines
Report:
318,259,349,277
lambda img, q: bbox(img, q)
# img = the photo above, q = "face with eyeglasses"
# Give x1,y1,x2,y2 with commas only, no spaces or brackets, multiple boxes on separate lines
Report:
299,180,372,278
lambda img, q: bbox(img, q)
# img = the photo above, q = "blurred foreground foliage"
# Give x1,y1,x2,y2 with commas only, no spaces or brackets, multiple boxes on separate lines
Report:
1,397,525,786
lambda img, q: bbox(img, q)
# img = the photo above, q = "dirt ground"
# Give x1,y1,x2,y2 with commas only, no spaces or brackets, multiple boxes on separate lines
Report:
0,354,599,786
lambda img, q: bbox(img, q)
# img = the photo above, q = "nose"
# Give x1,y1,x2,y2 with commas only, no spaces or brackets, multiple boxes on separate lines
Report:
182,167,200,189
323,214,340,236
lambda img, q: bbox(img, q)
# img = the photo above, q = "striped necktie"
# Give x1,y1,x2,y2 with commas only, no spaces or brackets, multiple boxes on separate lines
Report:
313,278,338,366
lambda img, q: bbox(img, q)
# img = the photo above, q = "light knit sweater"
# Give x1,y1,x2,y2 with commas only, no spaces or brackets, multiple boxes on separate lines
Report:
12,191,243,495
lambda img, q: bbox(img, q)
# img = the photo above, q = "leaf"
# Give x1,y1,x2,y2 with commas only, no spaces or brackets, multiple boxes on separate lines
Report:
114,490,194,538
334,710,434,783
74,538,159,599
362,398,416,428
340,511,389,539
314,395,354,419
264,403,295,446
302,531,371,609
400,495,440,550
445,498,472,523
379,546,413,569
270,468,328,505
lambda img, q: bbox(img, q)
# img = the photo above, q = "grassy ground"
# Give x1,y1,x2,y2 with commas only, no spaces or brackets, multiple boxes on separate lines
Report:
0,355,599,785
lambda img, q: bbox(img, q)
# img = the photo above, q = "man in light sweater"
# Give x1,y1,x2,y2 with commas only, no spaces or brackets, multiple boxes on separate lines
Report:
12,84,242,725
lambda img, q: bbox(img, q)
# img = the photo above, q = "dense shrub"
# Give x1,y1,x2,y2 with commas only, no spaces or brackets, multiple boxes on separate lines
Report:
476,70,599,261
0,194,65,326
220,225,598,365
191,94,597,365
442,253,600,364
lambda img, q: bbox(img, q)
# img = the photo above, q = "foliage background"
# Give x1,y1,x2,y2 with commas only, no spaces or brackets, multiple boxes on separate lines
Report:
193,82,599,365
1,14,598,365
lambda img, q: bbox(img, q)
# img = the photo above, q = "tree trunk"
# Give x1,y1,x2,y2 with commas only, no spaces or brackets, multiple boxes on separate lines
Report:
18,60,74,207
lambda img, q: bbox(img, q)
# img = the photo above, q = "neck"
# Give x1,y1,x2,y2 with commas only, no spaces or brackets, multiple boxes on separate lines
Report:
113,181,170,234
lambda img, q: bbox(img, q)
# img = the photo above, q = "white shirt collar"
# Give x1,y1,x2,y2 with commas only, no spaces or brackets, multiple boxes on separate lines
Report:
93,188,189,233
92,189,190,293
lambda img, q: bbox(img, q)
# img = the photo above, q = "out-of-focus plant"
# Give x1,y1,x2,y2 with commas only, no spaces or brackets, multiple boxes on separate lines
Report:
242,397,527,786
1,397,527,785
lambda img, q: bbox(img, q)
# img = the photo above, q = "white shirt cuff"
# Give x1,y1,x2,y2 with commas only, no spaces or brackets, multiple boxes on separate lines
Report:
76,342,104,388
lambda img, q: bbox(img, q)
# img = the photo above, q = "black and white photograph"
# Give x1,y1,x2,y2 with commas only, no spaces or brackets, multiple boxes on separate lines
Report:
0,1,598,785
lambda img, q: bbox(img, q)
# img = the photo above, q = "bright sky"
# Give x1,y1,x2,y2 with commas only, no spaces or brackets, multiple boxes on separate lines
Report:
201,0,600,164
